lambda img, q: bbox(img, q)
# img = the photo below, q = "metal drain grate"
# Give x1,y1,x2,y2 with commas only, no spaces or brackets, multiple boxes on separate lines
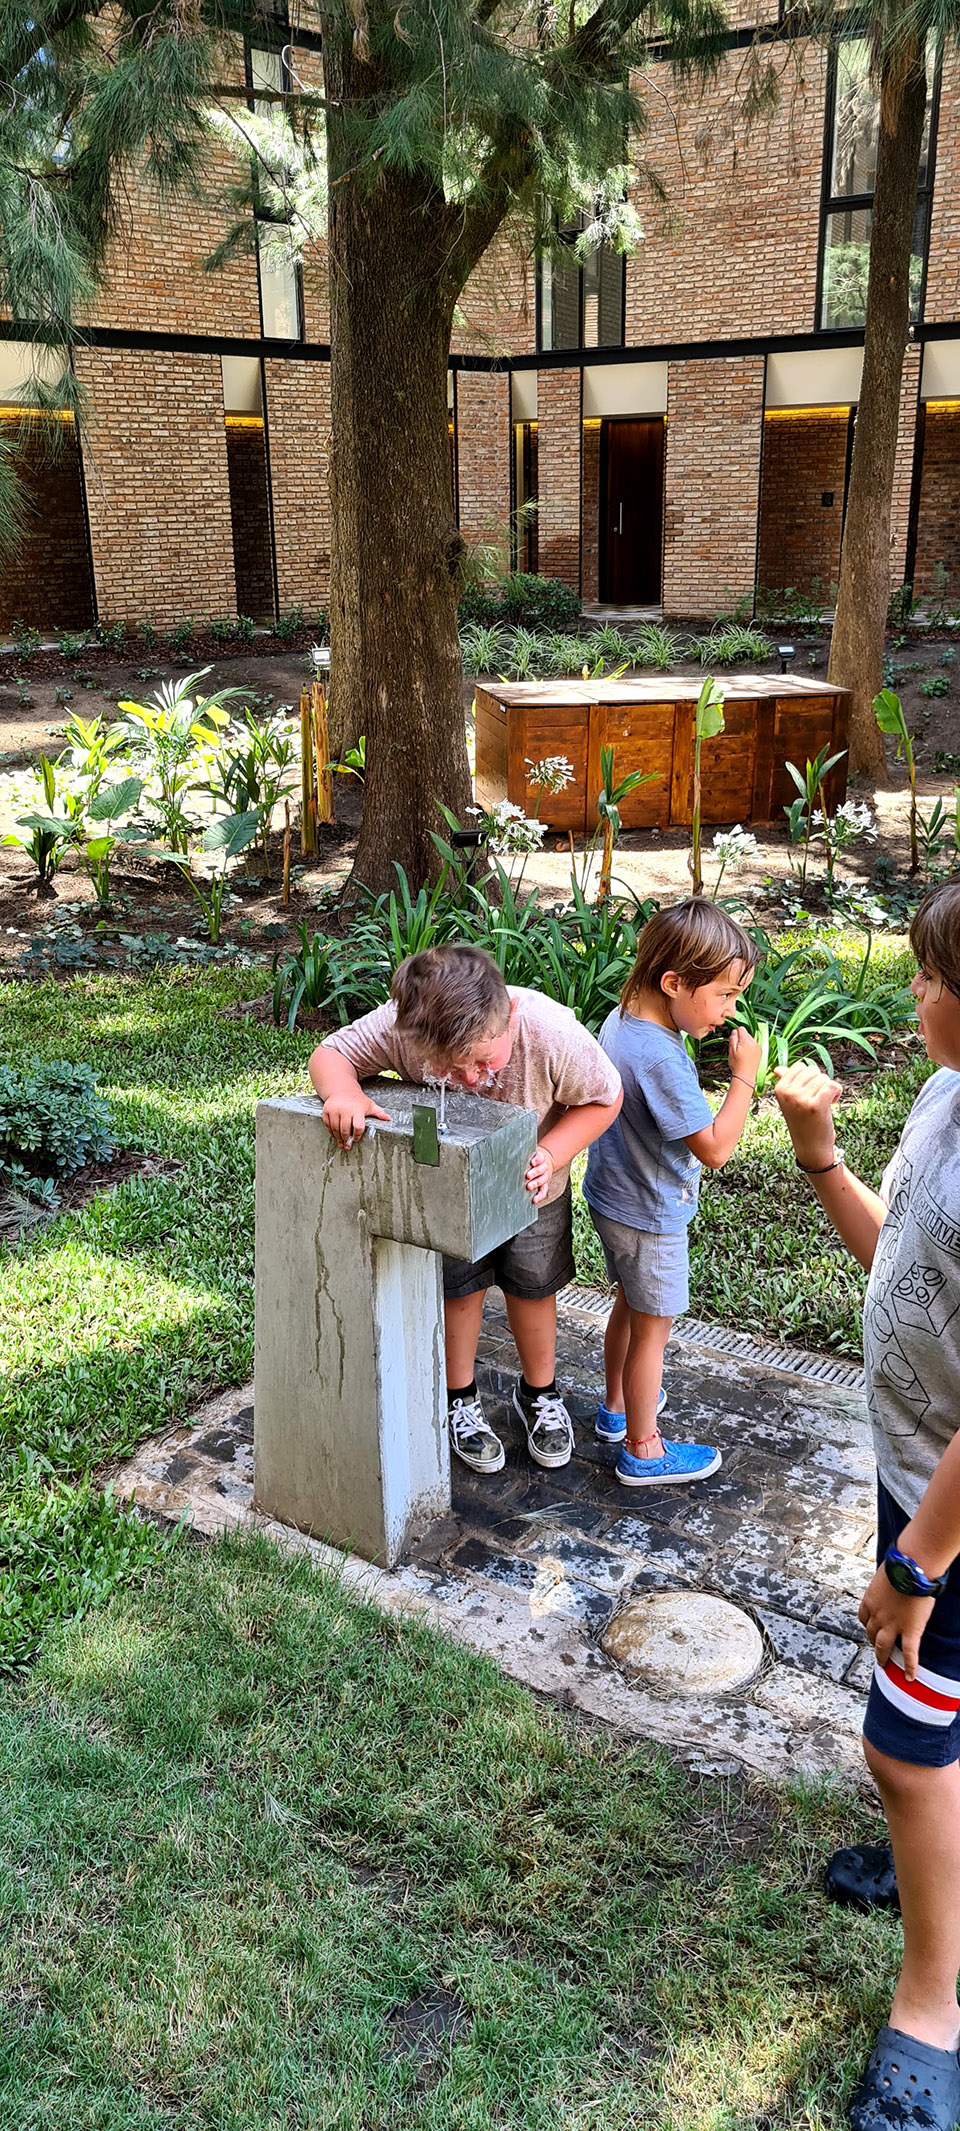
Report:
556,1285,865,1392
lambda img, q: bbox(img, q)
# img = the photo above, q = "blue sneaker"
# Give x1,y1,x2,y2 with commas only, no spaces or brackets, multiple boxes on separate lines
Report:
596,1385,666,1444
615,1437,721,1488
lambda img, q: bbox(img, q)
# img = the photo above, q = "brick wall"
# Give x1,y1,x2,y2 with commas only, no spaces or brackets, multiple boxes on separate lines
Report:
537,369,582,588
225,418,275,621
914,409,960,602
262,359,332,616
453,226,535,359
455,373,512,552
627,42,828,344
757,411,848,600
662,356,765,617
890,344,923,588
0,414,95,631
925,51,960,323
74,349,236,624
581,421,601,601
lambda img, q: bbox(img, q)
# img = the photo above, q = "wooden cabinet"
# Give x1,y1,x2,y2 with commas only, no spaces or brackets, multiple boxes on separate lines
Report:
474,675,850,830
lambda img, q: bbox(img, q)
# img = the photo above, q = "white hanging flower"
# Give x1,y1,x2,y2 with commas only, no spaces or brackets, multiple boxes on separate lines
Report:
524,754,576,793
710,824,759,869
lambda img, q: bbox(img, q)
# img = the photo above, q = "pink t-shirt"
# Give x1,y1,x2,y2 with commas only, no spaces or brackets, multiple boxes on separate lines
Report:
323,985,621,1203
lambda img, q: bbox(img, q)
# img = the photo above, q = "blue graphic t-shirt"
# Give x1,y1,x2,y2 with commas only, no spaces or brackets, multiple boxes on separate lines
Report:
583,1010,713,1234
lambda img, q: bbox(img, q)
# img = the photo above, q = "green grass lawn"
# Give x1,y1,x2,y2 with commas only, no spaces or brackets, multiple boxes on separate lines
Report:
1,1528,898,2131
0,969,931,1654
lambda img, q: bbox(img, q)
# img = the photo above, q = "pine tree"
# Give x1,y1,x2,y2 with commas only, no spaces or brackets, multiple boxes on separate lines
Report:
1,0,725,891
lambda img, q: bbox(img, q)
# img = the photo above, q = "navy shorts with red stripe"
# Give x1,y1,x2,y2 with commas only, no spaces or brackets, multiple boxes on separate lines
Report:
863,1479,960,1768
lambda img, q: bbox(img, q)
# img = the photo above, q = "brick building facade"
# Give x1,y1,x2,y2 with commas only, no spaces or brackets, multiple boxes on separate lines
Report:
5,9,960,628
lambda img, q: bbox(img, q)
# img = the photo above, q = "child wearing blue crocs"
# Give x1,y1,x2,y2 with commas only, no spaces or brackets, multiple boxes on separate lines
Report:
584,899,760,1488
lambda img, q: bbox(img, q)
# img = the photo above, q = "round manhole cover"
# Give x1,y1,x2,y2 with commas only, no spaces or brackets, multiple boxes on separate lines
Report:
602,1591,762,1694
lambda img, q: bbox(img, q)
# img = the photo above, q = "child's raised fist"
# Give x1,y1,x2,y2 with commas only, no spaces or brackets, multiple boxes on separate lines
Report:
728,1024,762,1086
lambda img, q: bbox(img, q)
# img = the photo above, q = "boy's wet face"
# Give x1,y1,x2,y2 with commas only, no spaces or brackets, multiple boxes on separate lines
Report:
665,959,753,1041
912,965,960,1067
434,1002,516,1089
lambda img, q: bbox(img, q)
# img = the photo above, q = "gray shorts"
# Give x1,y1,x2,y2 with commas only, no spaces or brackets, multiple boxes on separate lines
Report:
443,1184,575,1302
589,1208,690,1318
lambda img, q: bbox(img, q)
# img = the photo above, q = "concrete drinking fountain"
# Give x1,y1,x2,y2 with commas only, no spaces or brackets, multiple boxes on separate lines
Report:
254,1079,538,1568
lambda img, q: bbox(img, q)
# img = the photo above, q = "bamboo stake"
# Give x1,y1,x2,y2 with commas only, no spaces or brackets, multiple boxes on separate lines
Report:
312,680,334,826
300,687,317,856
282,800,291,905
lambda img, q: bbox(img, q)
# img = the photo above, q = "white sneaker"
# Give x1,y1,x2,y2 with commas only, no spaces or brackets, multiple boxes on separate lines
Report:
448,1394,506,1474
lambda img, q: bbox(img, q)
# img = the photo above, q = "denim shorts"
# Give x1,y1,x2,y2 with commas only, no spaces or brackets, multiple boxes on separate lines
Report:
862,1478,960,1768
442,1183,575,1302
588,1208,690,1318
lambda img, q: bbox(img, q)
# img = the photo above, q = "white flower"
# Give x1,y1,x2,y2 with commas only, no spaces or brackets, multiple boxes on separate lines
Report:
524,754,575,794
710,824,759,869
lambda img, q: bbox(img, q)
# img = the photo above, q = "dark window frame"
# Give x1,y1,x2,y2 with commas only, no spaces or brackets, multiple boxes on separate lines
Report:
535,222,626,354
815,33,942,336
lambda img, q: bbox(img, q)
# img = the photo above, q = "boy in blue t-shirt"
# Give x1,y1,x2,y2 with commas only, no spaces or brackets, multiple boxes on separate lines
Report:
584,899,760,1487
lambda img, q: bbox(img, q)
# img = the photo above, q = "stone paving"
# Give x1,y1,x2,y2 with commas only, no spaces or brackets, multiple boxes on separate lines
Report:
111,1289,878,1787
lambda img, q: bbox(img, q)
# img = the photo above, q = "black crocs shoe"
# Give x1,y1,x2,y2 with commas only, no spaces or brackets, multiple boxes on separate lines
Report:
849,2025,960,2130
825,1843,899,1914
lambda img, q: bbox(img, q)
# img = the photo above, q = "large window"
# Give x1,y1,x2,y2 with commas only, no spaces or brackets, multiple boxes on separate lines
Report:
818,37,938,332
539,214,624,352
248,43,304,340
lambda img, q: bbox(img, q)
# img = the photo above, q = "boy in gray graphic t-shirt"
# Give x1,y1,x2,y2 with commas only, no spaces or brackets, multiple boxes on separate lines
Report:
775,880,960,2131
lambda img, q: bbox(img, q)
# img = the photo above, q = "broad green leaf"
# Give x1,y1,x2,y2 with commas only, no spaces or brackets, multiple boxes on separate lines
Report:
88,777,143,821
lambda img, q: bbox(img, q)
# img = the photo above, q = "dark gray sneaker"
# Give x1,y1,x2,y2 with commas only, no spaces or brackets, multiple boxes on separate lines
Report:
512,1384,575,1469
448,1393,506,1474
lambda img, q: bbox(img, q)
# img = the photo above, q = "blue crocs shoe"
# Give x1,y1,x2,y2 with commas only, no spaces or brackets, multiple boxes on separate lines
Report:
615,1436,721,1488
596,1385,666,1444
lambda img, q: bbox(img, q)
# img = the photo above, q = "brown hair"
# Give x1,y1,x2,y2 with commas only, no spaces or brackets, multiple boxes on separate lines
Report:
620,898,757,1014
910,880,960,999
391,944,511,1059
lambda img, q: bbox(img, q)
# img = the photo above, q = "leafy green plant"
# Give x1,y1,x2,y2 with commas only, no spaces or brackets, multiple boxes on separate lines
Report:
61,712,130,805
874,688,919,876
83,776,147,909
10,618,41,659
458,573,581,629
119,669,239,853
596,744,655,901
730,939,913,1091
0,1059,115,1188
164,854,232,945
691,625,771,666
56,630,92,659
458,623,504,675
331,736,366,782
1,756,79,885
166,618,194,658
204,710,298,878
271,922,386,1032
137,619,158,650
273,606,305,643
94,619,126,655
541,631,589,677
920,674,950,698
690,677,725,896
501,626,543,680
783,745,846,891
584,624,634,665
634,623,680,670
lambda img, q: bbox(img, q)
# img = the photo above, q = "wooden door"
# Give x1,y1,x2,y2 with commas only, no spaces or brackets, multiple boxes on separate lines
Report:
600,418,664,605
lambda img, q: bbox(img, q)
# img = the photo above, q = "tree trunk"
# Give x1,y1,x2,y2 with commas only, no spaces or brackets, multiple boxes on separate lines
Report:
827,39,927,780
323,52,473,896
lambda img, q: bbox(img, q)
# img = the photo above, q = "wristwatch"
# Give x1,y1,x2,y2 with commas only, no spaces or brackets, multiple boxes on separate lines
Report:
883,1545,950,1598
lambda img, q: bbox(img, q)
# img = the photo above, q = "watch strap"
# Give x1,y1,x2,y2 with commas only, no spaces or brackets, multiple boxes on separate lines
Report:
883,1545,950,1598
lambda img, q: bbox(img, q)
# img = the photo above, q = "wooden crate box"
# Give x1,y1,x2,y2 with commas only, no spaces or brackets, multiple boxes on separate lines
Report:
473,674,851,831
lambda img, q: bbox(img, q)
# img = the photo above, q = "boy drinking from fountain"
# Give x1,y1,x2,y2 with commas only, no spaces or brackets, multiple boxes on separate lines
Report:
309,944,623,1475
583,898,760,1487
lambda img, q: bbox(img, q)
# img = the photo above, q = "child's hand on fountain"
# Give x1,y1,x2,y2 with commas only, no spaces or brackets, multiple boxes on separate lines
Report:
321,1089,391,1150
525,1144,556,1204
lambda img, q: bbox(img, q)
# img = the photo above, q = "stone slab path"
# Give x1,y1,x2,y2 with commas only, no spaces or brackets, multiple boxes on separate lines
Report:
111,1291,877,1786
